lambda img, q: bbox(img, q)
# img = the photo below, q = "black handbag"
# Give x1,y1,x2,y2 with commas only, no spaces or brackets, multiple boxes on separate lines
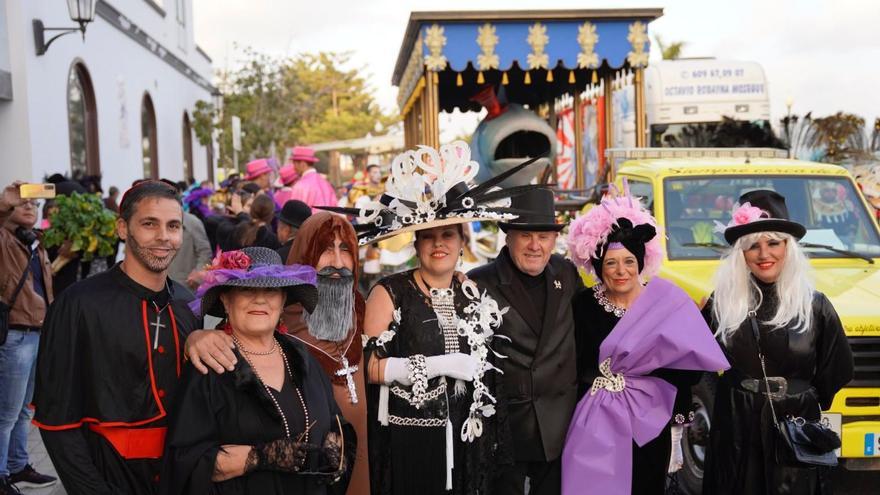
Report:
748,312,839,467
0,249,35,346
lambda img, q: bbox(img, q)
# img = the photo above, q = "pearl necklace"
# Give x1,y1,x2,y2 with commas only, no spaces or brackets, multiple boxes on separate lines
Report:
233,335,310,441
237,337,278,356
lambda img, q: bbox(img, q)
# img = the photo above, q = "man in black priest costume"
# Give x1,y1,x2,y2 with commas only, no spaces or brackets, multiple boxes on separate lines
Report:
468,188,583,494
32,180,200,495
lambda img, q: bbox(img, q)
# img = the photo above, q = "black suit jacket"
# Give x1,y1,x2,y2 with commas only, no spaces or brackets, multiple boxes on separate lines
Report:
468,247,583,462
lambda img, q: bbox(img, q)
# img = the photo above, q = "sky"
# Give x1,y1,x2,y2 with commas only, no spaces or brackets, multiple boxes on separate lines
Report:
192,0,880,141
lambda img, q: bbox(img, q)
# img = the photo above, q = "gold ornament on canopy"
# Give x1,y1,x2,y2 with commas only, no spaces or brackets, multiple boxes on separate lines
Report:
626,21,649,67
526,22,550,70
424,24,448,71
397,32,425,110
476,23,500,70
577,22,600,69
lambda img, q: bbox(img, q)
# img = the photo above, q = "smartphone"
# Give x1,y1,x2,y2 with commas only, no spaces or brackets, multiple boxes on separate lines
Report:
20,183,56,199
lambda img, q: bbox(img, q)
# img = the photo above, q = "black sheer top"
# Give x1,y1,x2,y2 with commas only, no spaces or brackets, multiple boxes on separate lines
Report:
267,375,307,441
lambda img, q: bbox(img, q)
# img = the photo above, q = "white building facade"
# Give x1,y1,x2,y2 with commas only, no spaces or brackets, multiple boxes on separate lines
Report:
0,0,215,191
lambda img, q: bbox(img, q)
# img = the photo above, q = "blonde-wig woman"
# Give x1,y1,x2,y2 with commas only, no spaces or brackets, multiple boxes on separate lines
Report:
701,190,853,495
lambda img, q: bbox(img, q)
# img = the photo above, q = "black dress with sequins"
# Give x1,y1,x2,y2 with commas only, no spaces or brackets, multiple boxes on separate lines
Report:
364,270,510,495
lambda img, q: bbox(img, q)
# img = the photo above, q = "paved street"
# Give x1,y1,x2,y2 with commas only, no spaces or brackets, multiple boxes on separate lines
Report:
21,425,64,495
20,420,879,495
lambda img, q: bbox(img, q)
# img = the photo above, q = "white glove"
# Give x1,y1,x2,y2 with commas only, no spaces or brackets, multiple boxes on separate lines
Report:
668,425,684,473
382,357,412,386
425,353,480,381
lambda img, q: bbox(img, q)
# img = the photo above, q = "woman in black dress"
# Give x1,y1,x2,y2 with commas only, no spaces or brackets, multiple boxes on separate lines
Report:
702,190,853,494
572,285,702,493
162,247,355,495
331,141,532,494
364,224,510,494
563,184,728,495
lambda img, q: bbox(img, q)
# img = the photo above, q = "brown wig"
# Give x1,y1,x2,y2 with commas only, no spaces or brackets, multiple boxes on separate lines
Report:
286,211,364,331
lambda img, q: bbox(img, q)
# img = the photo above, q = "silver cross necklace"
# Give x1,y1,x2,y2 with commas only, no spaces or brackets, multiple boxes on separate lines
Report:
149,282,171,350
294,331,360,404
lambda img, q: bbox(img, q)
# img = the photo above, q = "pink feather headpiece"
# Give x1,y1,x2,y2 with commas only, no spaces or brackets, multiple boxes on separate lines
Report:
566,180,663,278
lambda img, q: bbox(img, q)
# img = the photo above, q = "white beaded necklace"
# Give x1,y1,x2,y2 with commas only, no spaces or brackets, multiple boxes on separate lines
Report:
417,270,460,354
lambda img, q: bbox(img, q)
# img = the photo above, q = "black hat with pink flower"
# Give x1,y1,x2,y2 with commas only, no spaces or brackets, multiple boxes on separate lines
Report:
717,190,806,244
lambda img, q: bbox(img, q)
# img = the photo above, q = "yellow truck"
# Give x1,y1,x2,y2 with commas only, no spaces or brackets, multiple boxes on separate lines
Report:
604,148,880,492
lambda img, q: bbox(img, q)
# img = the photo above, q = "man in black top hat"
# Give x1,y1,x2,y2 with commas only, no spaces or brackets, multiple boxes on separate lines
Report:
275,199,312,263
468,188,583,495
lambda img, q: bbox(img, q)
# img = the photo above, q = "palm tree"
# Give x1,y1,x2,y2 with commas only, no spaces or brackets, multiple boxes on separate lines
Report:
812,112,867,163
654,34,687,60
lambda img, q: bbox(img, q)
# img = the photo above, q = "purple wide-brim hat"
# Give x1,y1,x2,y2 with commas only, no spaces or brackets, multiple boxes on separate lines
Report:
190,247,317,318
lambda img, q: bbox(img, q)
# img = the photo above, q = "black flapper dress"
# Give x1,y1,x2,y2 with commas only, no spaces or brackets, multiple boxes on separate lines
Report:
364,270,510,495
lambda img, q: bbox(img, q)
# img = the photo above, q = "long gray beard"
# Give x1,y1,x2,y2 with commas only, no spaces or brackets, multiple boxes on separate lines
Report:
303,276,355,342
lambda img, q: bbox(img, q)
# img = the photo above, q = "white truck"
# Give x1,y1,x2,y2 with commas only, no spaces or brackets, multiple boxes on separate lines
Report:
644,59,771,147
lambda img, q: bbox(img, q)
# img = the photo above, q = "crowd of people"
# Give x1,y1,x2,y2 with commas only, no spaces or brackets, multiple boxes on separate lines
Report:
0,140,854,495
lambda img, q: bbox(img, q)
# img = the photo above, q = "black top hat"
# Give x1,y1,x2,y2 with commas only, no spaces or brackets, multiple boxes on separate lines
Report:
197,247,318,318
723,190,807,244
279,200,312,228
498,188,564,232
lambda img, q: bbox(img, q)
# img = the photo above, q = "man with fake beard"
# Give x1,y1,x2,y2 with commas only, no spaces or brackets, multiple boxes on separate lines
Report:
282,211,369,495
33,181,199,495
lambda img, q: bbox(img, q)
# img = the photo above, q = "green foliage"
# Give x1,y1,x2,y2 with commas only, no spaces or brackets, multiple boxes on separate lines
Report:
43,192,118,260
654,34,686,60
192,100,217,147
193,48,397,171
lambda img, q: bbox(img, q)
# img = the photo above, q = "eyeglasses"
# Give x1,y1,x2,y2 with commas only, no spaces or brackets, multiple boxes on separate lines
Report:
297,414,346,479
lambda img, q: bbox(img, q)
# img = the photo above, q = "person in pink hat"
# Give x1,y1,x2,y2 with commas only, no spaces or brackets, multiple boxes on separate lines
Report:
243,158,274,194
288,146,337,211
273,164,300,208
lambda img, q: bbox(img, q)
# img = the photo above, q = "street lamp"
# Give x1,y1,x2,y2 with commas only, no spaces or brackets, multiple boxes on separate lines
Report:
784,96,795,159
33,0,98,56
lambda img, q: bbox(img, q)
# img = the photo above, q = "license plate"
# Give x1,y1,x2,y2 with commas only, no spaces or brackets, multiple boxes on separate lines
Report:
821,413,842,457
866,433,879,456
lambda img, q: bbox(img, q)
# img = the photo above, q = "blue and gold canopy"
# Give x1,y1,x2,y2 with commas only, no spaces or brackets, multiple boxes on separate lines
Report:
392,9,663,113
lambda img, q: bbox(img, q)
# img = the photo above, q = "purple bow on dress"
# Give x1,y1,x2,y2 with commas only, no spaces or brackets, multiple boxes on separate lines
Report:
561,277,729,495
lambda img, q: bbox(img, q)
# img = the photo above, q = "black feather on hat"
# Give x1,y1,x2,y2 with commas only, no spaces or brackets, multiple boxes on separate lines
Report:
320,141,545,245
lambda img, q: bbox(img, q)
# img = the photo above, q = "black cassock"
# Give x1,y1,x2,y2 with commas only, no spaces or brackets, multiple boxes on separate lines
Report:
572,286,702,495
702,280,854,495
162,333,356,495
33,264,198,495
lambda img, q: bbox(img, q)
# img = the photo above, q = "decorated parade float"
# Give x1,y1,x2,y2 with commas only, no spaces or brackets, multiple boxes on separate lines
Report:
391,8,663,194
